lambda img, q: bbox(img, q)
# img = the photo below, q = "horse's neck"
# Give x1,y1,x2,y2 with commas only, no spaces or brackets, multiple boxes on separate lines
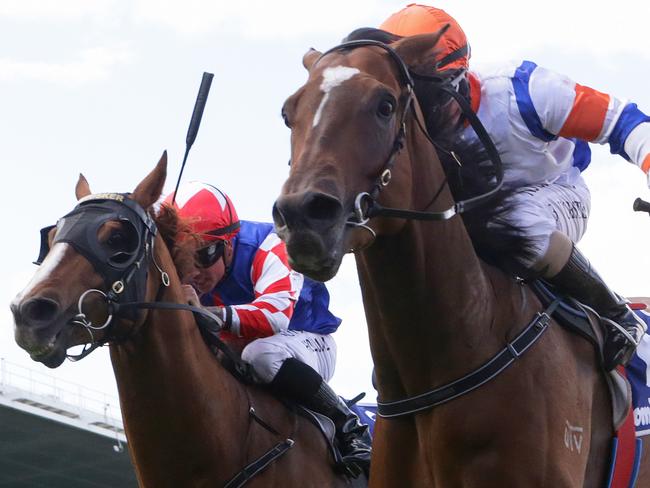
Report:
109,271,248,483
359,125,515,399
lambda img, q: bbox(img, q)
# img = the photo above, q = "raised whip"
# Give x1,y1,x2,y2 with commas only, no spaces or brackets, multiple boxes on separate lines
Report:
172,71,214,204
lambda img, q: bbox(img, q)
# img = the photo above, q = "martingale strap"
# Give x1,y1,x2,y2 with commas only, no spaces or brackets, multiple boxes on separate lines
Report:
223,438,295,488
222,405,295,488
377,299,561,418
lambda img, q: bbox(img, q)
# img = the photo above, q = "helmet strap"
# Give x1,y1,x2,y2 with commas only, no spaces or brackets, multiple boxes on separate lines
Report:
205,220,241,239
220,240,235,283
436,44,470,70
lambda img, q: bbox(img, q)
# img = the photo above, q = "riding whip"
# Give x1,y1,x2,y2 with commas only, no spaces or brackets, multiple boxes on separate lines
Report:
172,71,214,204
633,197,650,214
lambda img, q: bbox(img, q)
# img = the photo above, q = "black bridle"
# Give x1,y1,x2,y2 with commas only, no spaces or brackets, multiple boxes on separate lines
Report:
35,193,170,359
314,40,503,234
34,194,236,364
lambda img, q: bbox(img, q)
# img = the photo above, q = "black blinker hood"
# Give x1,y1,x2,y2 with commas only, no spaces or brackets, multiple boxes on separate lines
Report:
34,193,158,319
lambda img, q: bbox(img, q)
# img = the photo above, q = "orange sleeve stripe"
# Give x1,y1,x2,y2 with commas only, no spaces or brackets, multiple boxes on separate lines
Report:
558,84,610,141
642,154,650,173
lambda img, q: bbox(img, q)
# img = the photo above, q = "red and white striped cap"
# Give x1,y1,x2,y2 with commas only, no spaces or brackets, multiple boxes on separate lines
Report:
163,181,240,241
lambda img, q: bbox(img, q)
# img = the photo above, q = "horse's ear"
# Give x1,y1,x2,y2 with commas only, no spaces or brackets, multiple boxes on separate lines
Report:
132,151,168,209
302,48,322,70
75,174,91,200
392,26,449,74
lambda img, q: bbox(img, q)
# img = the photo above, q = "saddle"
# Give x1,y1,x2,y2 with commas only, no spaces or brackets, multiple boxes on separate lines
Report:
530,280,631,430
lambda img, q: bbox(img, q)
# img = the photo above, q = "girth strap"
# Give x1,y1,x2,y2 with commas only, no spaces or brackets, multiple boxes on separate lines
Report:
377,298,561,418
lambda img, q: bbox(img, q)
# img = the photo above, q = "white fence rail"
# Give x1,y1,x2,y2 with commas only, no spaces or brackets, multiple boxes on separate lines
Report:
0,358,122,425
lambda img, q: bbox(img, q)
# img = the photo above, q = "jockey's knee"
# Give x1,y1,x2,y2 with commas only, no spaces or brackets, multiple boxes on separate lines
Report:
530,231,573,278
242,340,291,384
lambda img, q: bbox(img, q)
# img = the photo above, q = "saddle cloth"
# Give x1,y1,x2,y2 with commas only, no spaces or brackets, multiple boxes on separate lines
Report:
531,282,650,427
532,280,631,430
350,403,377,437
627,307,650,437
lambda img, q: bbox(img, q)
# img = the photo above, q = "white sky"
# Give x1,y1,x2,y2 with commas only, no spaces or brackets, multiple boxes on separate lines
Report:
2,0,650,407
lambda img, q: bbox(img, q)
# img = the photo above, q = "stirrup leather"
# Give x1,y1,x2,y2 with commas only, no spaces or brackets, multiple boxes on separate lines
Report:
602,317,644,347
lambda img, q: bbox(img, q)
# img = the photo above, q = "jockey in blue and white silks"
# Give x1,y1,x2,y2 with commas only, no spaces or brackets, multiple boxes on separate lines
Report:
456,60,650,268
379,3,650,370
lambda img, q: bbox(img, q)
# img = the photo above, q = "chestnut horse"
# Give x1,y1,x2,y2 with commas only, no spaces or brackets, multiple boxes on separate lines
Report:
272,32,650,486
11,154,360,488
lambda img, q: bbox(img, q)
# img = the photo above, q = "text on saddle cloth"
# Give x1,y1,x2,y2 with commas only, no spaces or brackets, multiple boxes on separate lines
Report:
626,308,650,437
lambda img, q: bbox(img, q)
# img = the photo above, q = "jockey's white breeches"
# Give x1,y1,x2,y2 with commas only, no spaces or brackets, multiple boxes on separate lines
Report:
241,330,337,384
495,170,591,268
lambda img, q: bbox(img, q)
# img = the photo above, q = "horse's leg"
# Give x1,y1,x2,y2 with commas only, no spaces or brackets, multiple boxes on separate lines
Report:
369,416,431,487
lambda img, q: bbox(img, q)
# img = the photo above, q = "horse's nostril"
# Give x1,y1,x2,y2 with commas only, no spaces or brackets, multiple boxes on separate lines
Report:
274,192,343,232
272,202,287,229
20,297,60,324
305,193,342,221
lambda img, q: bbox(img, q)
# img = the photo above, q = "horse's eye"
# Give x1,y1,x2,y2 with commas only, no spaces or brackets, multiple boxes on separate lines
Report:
378,99,395,118
106,231,127,251
106,224,137,251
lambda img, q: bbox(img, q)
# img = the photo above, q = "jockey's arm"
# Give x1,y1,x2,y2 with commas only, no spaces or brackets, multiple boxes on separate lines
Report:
528,65,650,183
225,233,303,339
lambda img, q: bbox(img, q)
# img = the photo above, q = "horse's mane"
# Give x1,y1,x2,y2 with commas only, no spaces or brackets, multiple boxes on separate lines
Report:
343,28,535,273
154,204,203,282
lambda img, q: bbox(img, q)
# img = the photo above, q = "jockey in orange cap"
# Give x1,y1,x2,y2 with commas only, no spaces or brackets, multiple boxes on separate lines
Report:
349,3,650,370
164,181,370,477
381,3,470,71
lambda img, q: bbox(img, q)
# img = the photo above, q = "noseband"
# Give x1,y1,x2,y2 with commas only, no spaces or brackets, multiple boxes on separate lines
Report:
314,40,504,238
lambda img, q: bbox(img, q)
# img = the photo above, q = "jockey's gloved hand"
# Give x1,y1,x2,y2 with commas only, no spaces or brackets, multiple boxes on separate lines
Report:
193,309,224,347
182,284,202,307
193,310,222,332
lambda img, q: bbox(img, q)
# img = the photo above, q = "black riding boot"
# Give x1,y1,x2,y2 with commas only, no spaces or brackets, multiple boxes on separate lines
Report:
271,358,371,478
547,245,646,370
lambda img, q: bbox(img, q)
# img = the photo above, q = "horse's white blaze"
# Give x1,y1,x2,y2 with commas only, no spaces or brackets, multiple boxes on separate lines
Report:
15,243,71,300
313,66,360,127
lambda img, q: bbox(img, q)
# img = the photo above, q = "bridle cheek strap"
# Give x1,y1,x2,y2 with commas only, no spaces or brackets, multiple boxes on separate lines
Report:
315,40,504,228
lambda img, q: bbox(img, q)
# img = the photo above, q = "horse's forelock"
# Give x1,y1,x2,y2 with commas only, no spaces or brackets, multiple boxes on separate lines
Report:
155,204,201,282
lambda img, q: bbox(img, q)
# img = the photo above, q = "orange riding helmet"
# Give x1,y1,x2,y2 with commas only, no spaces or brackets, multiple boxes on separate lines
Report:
380,4,470,71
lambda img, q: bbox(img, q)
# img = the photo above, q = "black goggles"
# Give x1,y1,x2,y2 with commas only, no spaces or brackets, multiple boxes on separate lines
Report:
196,240,225,268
